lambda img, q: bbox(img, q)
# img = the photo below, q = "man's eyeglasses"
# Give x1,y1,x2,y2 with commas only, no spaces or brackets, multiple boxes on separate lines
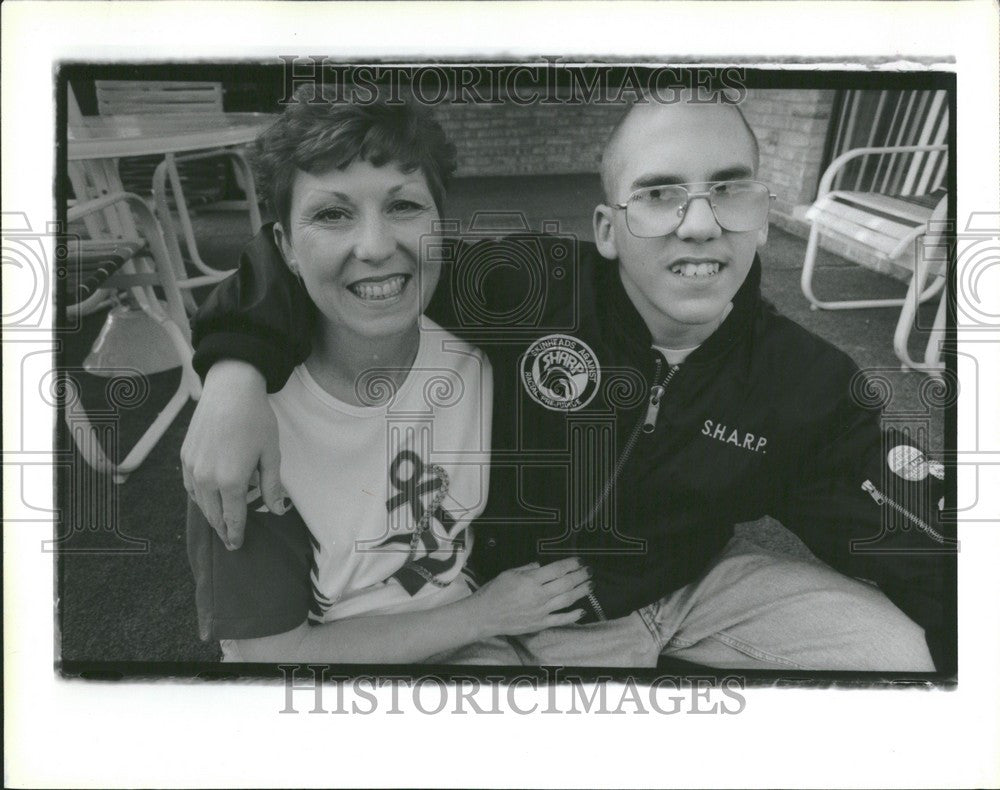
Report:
612,180,776,238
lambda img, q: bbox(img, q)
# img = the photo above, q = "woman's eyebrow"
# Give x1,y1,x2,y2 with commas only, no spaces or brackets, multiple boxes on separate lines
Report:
302,181,427,203
302,189,355,203
386,180,432,195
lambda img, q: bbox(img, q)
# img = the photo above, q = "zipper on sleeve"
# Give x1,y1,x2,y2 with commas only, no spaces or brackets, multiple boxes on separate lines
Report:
861,479,947,544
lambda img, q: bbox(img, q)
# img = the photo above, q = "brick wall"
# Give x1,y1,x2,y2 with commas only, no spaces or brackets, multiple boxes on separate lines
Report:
435,101,621,178
438,88,835,226
741,89,836,221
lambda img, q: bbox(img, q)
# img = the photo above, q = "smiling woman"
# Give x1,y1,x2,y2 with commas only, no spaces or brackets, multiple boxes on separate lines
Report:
250,88,458,402
185,85,591,663
273,162,442,401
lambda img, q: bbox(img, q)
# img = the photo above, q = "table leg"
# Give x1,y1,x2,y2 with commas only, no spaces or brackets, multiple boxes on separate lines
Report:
153,154,198,314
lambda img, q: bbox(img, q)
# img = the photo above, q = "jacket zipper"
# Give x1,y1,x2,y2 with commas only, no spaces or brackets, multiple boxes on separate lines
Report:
584,356,680,620
642,361,678,433
861,479,946,544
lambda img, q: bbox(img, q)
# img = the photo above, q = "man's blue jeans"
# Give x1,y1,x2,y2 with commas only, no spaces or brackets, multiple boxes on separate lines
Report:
439,536,936,671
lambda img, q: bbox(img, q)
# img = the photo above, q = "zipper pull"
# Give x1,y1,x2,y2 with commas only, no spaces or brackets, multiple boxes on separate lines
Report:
642,385,665,433
861,479,885,505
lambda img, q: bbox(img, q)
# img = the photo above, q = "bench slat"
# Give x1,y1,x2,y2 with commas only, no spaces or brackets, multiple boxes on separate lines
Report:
812,223,901,259
830,191,935,224
807,201,921,257
809,196,921,238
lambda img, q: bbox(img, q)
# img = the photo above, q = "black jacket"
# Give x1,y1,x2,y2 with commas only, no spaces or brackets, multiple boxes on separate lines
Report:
193,228,956,671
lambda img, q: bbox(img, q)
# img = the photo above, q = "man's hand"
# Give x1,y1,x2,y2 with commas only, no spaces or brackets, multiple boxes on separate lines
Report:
181,360,286,550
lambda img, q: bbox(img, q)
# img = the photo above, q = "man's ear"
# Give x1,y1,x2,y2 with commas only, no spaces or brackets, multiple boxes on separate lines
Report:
272,222,298,277
593,203,619,261
755,218,769,249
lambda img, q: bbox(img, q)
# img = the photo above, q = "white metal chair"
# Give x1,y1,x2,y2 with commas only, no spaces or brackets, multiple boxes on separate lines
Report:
95,80,226,115
800,144,947,312
892,198,948,376
64,174,202,483
151,146,260,289
94,80,261,291
94,81,231,204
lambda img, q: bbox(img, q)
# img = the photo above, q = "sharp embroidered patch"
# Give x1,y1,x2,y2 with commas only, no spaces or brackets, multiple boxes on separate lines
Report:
520,334,601,412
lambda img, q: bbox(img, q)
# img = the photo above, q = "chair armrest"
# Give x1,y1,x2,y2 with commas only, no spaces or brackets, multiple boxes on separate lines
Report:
67,190,187,327
816,144,949,199
68,190,152,223
67,190,173,282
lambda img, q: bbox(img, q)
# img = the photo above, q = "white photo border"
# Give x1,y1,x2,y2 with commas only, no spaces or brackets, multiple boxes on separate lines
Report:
4,2,999,788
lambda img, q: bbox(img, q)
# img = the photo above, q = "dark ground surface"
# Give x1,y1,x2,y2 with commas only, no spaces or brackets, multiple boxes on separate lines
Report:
57,173,945,664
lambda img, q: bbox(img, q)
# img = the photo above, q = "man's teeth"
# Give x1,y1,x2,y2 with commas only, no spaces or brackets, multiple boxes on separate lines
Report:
671,262,721,277
350,275,407,300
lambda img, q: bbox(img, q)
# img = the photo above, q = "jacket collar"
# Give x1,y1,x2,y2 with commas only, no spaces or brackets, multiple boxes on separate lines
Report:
600,246,763,367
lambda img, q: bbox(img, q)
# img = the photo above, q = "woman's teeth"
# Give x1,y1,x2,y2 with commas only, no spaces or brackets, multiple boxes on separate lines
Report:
671,262,721,278
349,275,407,300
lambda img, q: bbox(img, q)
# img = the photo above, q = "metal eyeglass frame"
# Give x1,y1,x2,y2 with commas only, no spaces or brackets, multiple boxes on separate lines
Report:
611,179,777,237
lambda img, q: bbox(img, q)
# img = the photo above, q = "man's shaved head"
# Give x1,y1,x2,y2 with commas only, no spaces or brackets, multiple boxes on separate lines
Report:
600,94,761,202
590,87,770,349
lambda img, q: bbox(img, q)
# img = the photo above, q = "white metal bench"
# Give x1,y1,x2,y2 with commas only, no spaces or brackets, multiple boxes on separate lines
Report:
892,198,948,375
801,143,947,310
800,144,948,375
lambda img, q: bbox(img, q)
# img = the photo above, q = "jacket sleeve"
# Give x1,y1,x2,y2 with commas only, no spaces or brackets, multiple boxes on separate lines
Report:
191,226,315,393
186,495,314,641
772,366,956,673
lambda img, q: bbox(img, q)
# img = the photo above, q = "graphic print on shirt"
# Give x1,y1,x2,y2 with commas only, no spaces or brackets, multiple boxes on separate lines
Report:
306,528,329,624
377,447,466,596
307,445,467,623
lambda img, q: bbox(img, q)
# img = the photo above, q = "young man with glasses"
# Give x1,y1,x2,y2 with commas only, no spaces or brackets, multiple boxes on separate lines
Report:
184,95,953,671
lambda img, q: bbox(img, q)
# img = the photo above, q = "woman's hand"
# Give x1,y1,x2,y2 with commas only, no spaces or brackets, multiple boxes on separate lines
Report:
467,558,592,639
181,360,286,550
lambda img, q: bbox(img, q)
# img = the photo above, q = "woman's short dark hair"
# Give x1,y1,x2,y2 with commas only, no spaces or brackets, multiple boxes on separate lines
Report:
252,83,457,228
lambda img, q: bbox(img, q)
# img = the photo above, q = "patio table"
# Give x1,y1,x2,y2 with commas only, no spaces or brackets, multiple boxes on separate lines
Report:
68,112,276,299
67,112,274,160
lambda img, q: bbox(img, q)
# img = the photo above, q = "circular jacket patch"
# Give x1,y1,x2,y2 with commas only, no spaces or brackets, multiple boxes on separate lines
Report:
520,334,601,412
887,445,929,482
